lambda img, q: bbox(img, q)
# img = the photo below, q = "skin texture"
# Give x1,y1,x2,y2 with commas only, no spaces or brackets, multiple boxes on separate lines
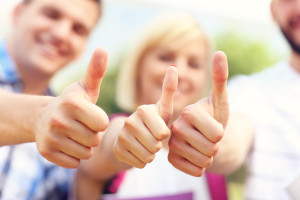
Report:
75,41,229,199
271,0,300,72
7,0,100,94
0,48,109,168
0,0,109,168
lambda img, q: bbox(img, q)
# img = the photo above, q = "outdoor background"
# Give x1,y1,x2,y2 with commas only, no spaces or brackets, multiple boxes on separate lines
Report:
0,0,290,199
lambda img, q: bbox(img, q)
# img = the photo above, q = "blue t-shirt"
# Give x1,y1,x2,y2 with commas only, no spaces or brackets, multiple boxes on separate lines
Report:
0,40,73,200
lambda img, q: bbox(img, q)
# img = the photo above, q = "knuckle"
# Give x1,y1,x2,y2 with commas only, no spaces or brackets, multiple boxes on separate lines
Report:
44,133,59,147
124,117,136,130
168,136,180,150
212,123,224,142
194,168,205,177
91,133,102,147
69,160,80,168
210,143,220,156
83,148,93,159
171,123,185,138
145,154,155,163
202,157,213,168
151,141,162,153
49,116,66,130
117,132,130,145
181,106,195,121
136,163,147,169
39,147,52,160
136,105,148,116
114,144,123,159
100,117,109,131
160,128,171,139
61,96,80,109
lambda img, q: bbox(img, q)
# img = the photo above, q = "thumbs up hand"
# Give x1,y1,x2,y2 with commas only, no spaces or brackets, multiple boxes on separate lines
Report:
35,48,109,168
168,51,229,177
114,66,178,168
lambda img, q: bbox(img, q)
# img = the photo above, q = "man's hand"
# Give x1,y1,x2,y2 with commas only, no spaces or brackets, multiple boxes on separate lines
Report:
114,66,178,168
168,51,229,176
35,48,109,168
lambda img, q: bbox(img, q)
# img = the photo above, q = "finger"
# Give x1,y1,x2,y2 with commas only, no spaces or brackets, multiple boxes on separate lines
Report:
117,127,155,164
55,119,101,148
168,134,213,169
179,105,224,143
137,105,170,141
80,47,108,103
168,153,205,177
156,66,178,123
42,150,80,168
126,111,163,153
171,117,220,156
69,99,109,132
210,51,229,127
114,145,146,169
58,137,93,160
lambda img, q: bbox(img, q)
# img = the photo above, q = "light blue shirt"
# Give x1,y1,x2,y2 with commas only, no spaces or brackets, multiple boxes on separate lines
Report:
0,40,74,200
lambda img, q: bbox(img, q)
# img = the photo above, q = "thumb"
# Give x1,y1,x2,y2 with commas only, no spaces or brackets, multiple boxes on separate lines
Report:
156,66,178,124
80,48,108,103
210,51,229,127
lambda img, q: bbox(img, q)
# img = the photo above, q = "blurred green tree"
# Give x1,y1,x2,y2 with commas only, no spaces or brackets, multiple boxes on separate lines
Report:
97,29,285,116
215,30,283,79
96,61,123,115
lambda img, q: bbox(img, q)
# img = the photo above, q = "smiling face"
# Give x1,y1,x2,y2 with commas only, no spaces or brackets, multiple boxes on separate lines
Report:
9,0,100,76
271,0,300,54
137,38,210,118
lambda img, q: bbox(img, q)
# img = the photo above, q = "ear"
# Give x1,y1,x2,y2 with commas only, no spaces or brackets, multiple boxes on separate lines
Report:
12,3,25,26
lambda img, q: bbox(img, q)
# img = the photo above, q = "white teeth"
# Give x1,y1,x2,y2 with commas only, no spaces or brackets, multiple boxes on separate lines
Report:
40,42,60,57
38,35,61,57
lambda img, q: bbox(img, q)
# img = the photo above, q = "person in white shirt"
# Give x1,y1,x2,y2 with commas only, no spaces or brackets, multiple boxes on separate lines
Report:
168,0,300,199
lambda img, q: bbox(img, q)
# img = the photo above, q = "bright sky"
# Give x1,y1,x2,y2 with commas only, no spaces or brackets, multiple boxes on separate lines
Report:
108,0,273,26
0,0,285,92
0,0,273,37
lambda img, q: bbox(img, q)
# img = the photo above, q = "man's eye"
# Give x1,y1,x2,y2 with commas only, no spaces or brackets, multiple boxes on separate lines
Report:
73,25,88,36
43,9,60,20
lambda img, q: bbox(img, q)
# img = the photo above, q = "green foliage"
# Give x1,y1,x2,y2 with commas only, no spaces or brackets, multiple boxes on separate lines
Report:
215,30,283,79
96,58,123,115
97,29,285,116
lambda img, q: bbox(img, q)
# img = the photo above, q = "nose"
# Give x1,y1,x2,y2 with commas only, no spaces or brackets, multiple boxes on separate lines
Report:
51,20,72,43
175,59,189,80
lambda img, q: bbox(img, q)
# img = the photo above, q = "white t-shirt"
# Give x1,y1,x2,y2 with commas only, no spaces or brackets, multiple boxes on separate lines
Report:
228,61,300,200
103,148,211,200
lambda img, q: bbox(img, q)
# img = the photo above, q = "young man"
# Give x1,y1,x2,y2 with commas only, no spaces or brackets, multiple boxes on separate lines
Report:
169,0,300,199
0,0,108,199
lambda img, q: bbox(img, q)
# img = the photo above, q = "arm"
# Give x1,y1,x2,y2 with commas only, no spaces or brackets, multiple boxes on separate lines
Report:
0,48,109,169
168,51,230,176
75,66,178,199
0,88,52,145
208,112,254,175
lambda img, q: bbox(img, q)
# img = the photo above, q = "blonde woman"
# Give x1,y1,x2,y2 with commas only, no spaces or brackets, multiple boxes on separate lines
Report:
76,12,229,200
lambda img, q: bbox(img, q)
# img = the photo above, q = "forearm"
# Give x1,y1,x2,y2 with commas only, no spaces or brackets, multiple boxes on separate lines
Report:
75,117,131,199
78,116,131,179
208,112,254,175
74,168,106,200
0,89,52,146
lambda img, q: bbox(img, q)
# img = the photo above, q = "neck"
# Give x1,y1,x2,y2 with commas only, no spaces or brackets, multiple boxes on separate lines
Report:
289,50,300,74
6,38,52,95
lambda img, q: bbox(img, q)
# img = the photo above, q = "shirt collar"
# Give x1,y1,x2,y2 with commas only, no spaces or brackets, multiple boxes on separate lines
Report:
0,41,53,95
0,40,22,84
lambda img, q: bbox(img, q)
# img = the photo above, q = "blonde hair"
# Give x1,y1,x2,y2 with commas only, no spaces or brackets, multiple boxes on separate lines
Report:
116,12,211,112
